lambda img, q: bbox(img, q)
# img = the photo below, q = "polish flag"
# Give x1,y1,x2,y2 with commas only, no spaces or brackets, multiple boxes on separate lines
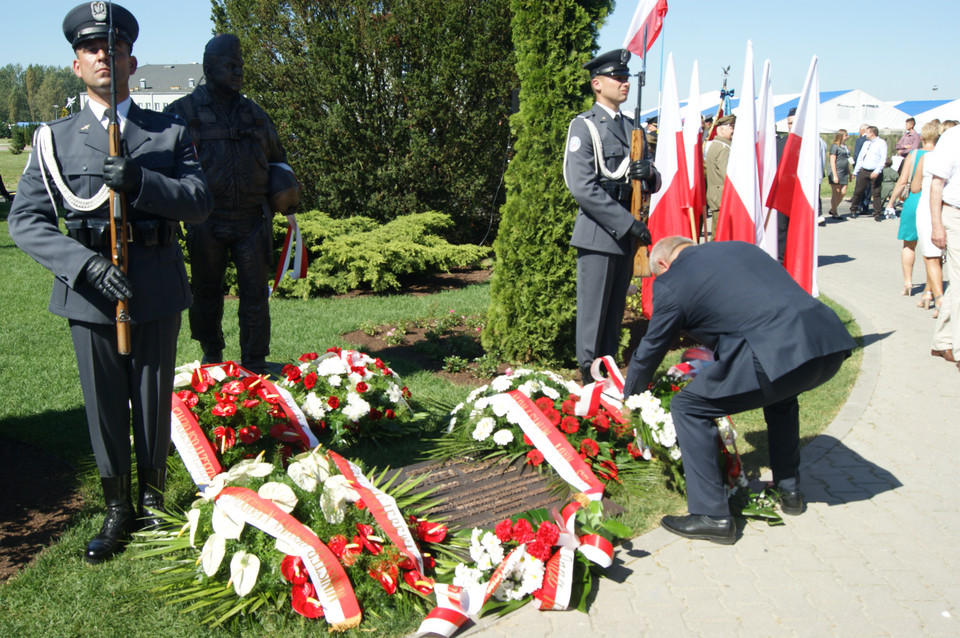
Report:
623,0,668,55
766,56,820,296
714,41,761,244
682,60,705,238
641,53,691,318
756,59,779,259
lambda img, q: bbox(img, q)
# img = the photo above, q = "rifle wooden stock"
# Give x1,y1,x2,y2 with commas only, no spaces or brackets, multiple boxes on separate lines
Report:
108,123,131,355
630,128,651,277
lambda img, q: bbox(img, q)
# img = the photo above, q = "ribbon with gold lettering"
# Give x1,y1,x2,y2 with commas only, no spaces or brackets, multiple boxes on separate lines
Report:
170,392,223,488
575,356,625,418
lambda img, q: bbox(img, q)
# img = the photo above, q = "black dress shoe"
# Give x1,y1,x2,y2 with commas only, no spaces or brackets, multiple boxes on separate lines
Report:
777,488,804,515
137,467,167,530
661,514,736,544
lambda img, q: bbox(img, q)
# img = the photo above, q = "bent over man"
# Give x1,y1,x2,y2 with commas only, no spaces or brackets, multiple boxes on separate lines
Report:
8,3,212,563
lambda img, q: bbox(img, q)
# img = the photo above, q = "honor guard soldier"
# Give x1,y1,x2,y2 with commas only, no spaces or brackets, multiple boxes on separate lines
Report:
563,49,661,383
166,34,289,374
8,2,212,564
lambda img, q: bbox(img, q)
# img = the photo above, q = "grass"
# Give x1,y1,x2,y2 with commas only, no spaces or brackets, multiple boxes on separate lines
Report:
0,214,862,637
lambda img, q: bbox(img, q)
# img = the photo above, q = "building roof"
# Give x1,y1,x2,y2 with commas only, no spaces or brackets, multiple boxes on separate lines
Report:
130,63,203,94
894,100,953,116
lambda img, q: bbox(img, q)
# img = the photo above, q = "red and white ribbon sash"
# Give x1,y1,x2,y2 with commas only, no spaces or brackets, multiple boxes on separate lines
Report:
215,487,361,630
491,391,604,501
170,392,223,488
415,547,527,638
327,451,423,573
534,502,614,611
575,356,625,418
270,213,308,296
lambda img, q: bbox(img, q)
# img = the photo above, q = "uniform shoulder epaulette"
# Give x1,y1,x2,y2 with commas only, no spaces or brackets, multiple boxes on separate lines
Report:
578,109,597,119
47,113,77,127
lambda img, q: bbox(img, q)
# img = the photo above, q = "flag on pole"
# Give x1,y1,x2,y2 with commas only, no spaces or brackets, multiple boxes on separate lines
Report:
756,59,778,259
682,60,705,237
641,53,690,318
623,0,668,55
766,56,820,296
714,41,760,244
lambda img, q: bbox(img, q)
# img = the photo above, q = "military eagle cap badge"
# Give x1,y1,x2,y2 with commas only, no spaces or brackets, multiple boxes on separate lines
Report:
90,1,108,21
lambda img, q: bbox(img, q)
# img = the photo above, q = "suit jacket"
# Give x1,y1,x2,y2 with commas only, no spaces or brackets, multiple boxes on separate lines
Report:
564,104,660,255
623,241,855,398
9,102,212,324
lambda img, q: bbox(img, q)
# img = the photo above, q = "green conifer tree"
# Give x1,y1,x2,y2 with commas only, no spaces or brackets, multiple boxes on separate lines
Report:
483,0,612,365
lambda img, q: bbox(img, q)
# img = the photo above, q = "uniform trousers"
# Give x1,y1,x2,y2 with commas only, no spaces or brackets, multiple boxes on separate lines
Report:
669,351,847,517
70,313,180,477
576,248,633,376
186,212,272,367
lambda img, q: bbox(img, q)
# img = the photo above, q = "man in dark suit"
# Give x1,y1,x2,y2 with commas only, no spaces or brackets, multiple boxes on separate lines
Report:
563,49,661,383
622,237,855,544
8,3,212,564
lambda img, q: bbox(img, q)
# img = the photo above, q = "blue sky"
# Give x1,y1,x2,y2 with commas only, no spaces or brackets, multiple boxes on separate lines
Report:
3,0,954,103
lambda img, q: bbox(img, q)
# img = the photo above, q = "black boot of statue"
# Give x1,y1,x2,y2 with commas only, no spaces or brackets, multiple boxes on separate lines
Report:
85,475,134,564
137,467,167,530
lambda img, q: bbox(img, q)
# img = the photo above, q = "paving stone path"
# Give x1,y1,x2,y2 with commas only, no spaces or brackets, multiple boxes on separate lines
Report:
460,216,960,637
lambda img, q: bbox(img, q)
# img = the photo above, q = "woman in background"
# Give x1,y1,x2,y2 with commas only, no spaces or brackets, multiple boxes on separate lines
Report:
828,130,849,219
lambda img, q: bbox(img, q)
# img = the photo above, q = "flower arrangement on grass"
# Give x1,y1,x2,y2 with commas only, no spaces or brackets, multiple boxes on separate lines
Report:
137,444,459,629
432,369,651,486
280,348,416,447
172,360,311,467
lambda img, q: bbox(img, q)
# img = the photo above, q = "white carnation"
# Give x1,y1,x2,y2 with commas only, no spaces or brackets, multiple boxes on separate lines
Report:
386,383,402,403
492,429,514,446
472,417,495,441
453,563,485,588
490,376,512,392
342,392,370,422
316,357,349,376
328,375,342,387
302,392,327,420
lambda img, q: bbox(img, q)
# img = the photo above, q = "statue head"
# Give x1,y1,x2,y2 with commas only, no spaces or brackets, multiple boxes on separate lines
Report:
203,34,243,96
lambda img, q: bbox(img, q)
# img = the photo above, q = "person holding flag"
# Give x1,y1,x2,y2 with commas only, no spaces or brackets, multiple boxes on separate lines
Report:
563,49,661,383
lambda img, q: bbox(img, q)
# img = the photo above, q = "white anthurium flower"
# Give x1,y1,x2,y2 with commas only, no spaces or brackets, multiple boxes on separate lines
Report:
198,474,227,501
211,503,245,539
320,475,360,525
199,532,226,576
172,360,202,388
228,550,260,597
208,366,227,382
185,508,202,548
287,450,331,492
258,482,298,514
224,456,275,483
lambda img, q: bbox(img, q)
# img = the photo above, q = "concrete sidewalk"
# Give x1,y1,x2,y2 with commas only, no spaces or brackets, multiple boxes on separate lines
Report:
464,216,960,637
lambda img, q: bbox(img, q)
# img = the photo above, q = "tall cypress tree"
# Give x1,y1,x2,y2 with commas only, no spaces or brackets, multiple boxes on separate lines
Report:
482,0,612,366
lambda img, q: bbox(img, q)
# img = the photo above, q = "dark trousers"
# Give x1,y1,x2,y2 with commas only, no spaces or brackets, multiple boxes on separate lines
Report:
186,213,272,367
850,169,882,217
575,248,633,376
70,314,181,477
668,351,847,517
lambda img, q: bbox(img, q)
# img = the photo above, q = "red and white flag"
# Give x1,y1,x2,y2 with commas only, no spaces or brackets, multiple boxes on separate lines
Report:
766,56,820,296
623,0,668,55
714,41,761,244
756,59,779,260
641,53,690,318
682,59,705,238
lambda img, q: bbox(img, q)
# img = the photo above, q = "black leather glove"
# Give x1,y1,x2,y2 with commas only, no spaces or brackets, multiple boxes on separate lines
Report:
629,219,651,246
628,159,654,181
84,255,133,302
102,156,143,194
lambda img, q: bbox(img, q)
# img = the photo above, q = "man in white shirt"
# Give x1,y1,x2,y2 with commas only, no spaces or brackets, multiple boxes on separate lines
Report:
849,125,889,221
928,125,960,371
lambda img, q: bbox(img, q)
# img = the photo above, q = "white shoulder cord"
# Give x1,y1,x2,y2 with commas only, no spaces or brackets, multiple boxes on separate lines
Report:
580,117,631,181
34,124,110,212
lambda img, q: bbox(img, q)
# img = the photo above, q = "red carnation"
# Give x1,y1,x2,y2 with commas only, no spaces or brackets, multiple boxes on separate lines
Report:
580,438,600,457
559,416,580,434
303,372,318,390
385,409,396,420
369,408,382,421
356,381,369,393
561,398,576,416
535,521,560,547
326,346,342,355
526,449,545,466
627,442,645,459
511,518,536,544
523,433,534,446
526,539,553,562
535,397,554,412
402,386,411,399
592,414,610,433
327,396,340,409
282,364,302,383
494,519,513,543
298,352,319,362
374,358,386,370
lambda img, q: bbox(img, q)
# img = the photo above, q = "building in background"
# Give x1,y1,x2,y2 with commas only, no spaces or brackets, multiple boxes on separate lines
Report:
78,63,203,112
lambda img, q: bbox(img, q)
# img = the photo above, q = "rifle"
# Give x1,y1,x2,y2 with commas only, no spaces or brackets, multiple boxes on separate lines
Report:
630,26,651,278
107,0,131,354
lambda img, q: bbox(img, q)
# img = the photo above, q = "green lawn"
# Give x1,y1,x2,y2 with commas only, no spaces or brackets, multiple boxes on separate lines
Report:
0,214,862,637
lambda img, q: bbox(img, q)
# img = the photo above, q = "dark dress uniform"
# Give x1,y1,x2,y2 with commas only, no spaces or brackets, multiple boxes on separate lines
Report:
166,75,287,371
8,2,212,564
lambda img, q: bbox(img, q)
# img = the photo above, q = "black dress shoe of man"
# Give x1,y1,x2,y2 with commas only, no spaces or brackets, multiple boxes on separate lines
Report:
85,475,134,564
661,514,736,544
778,488,805,516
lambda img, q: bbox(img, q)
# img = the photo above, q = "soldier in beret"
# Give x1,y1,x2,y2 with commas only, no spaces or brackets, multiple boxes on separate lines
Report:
563,49,661,383
8,2,212,563
166,34,288,374
705,114,735,235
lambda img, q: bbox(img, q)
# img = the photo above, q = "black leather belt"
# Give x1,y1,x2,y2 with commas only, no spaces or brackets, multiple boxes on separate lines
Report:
65,218,180,250
600,179,633,205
